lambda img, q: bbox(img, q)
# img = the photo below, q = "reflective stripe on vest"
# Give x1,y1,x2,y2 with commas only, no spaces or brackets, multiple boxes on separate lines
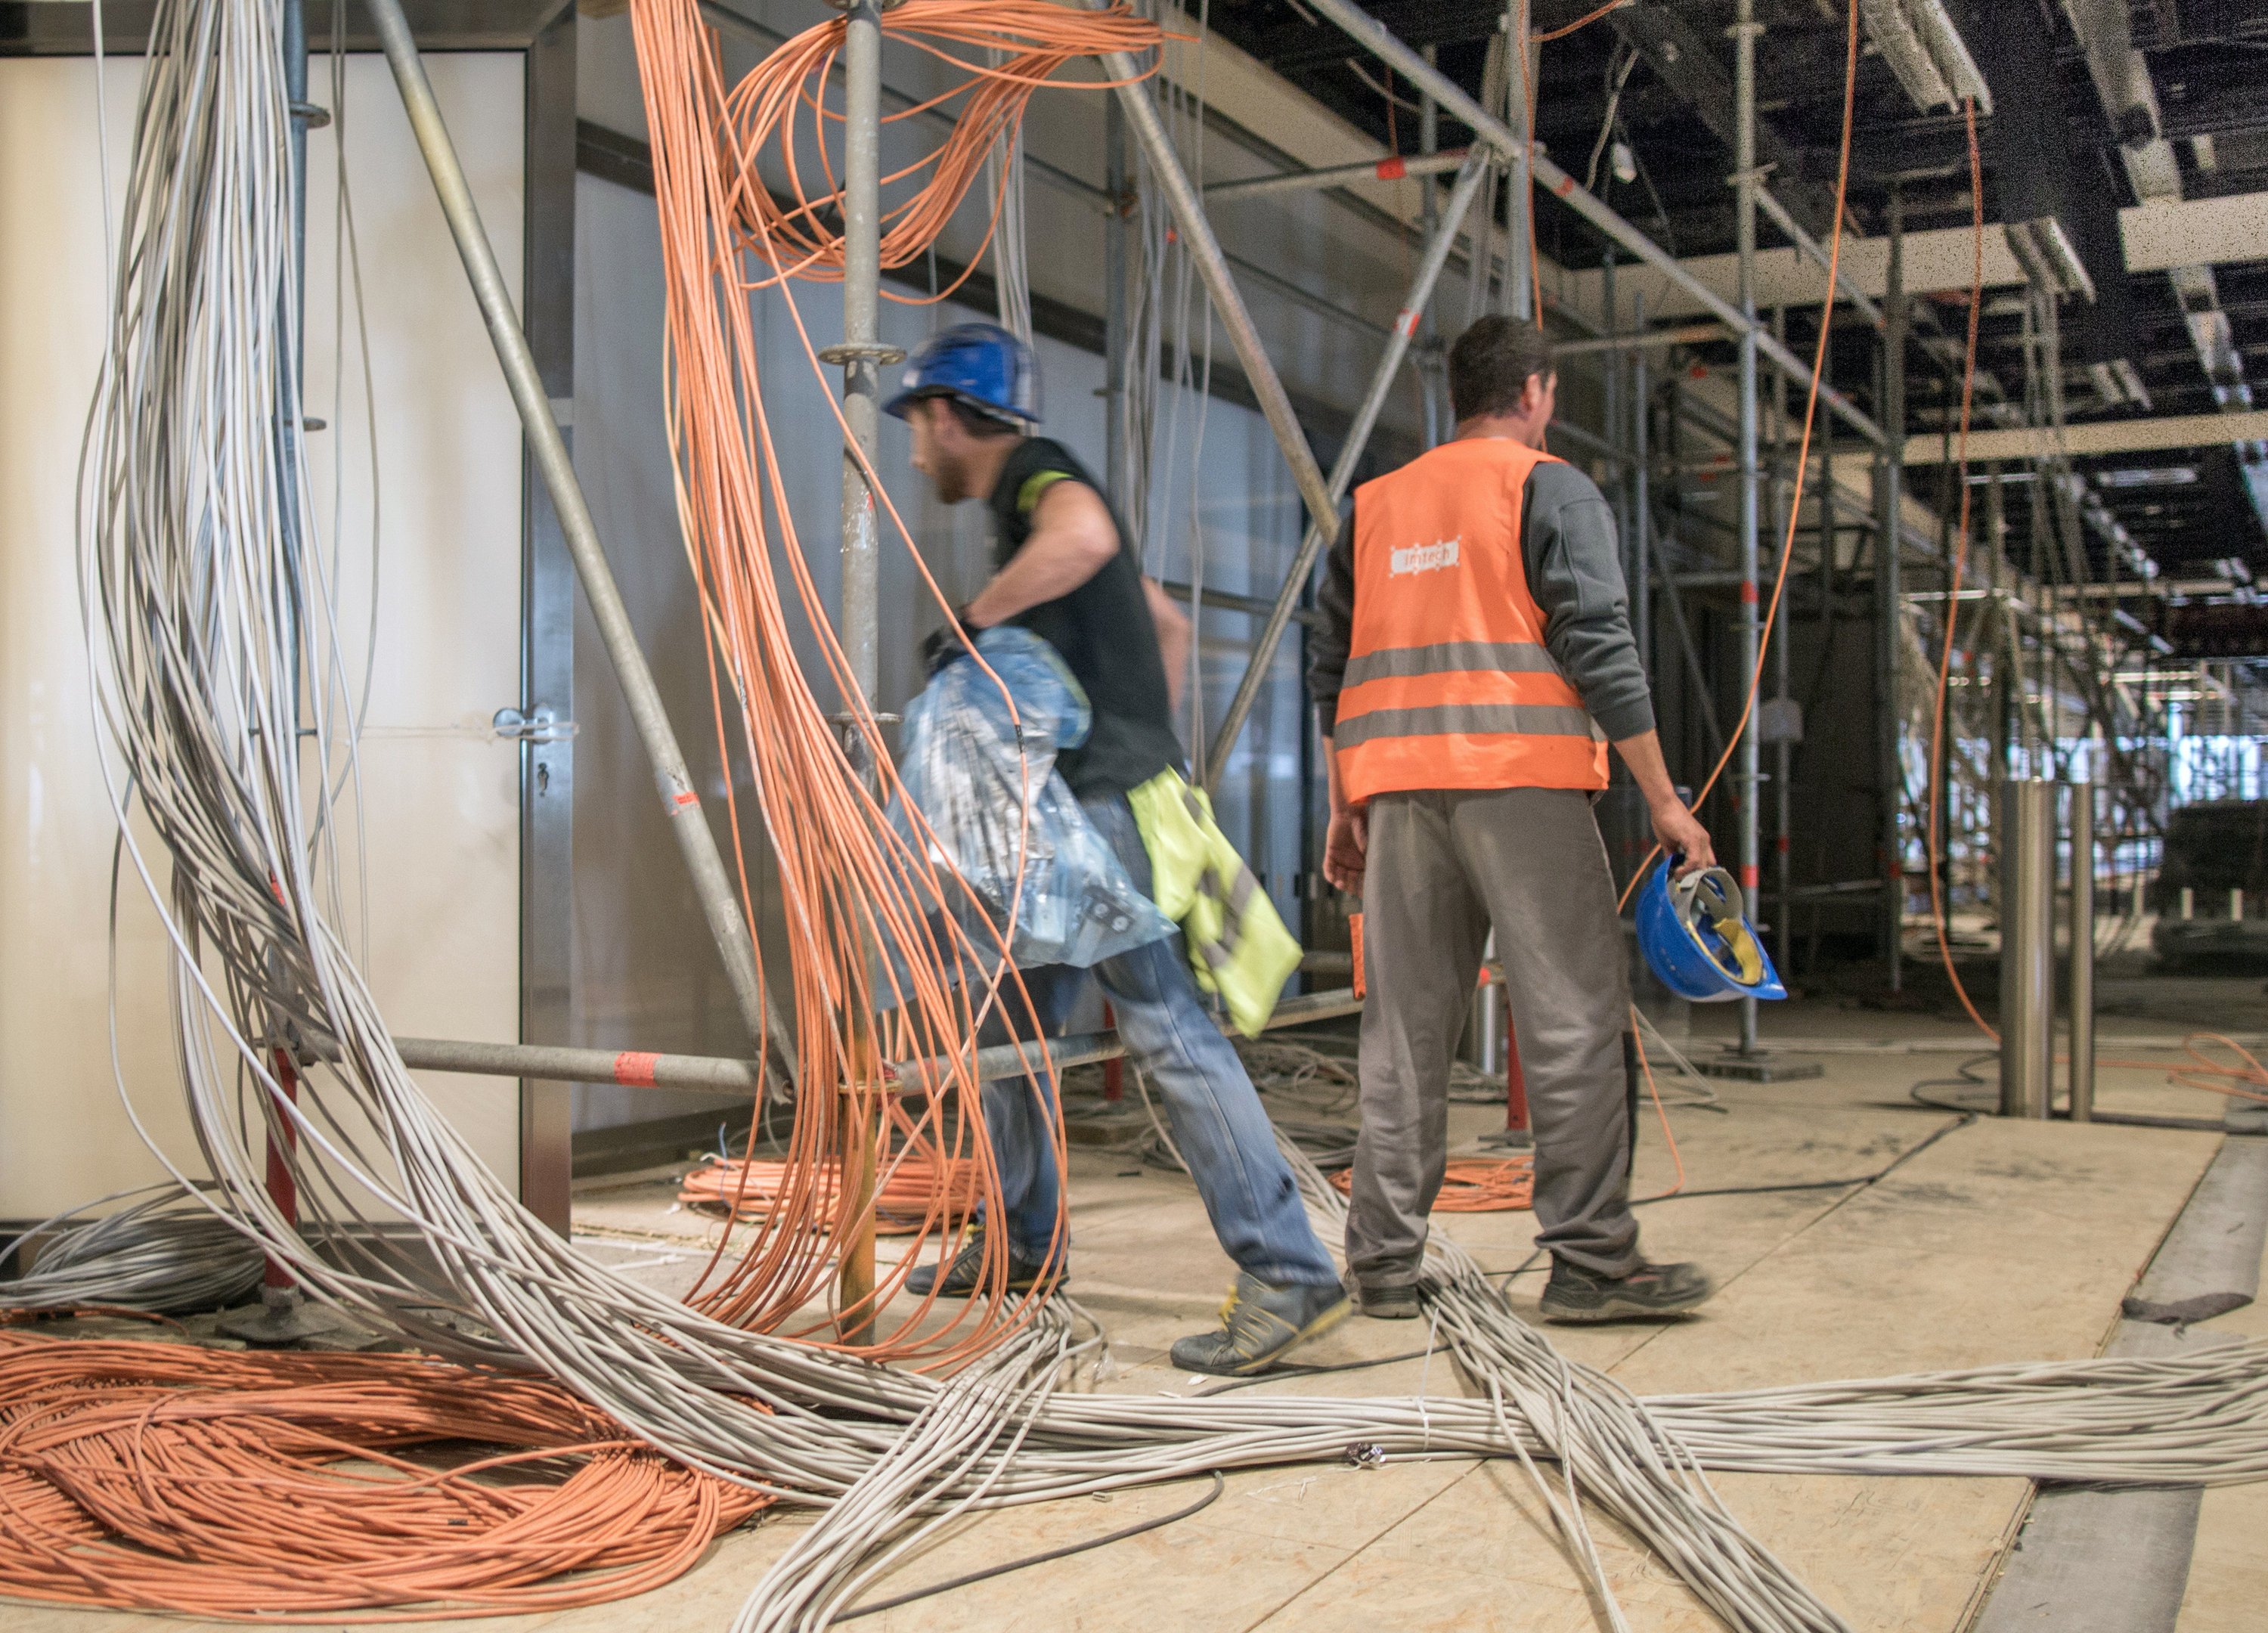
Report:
1336,438,1610,801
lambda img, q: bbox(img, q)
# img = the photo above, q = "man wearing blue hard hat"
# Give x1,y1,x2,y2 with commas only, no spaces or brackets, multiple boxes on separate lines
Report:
1310,315,1719,1325
886,321,1350,1375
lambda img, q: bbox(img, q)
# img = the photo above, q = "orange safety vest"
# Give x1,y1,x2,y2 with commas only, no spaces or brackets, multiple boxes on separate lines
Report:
1334,438,1609,804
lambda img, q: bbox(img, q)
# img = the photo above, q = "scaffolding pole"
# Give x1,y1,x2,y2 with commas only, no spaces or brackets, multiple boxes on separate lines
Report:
366,0,795,1084
1879,193,1909,987
1735,0,1762,1056
1298,0,1884,448
1197,155,1495,792
827,0,893,1349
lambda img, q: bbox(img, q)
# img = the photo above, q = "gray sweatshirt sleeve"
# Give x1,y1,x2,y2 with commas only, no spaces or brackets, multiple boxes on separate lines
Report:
1307,493,1359,736
1522,461,1656,741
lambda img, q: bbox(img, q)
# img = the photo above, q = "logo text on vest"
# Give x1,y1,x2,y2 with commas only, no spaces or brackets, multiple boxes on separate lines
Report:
1389,536,1461,577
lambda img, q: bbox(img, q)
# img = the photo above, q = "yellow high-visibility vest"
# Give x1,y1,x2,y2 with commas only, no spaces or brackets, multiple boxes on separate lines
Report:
1126,768,1301,1038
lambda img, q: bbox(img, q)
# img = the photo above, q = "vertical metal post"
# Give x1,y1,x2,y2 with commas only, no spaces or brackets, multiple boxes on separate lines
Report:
1771,307,1794,974
1418,47,1442,448
1878,191,1908,989
2067,778,2096,1121
1631,293,1651,678
1504,2,1533,320
831,0,890,1348
366,0,792,1073
1103,97,1129,505
1734,0,1762,1055
1999,779,2054,1117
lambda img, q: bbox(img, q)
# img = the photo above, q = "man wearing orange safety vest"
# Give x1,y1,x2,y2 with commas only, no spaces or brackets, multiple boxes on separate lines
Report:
1309,316,1718,1325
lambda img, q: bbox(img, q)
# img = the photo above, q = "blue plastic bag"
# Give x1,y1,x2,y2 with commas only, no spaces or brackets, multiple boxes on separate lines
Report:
890,626,1174,976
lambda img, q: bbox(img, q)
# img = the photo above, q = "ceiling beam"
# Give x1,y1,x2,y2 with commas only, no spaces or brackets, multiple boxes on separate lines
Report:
1899,410,2268,465
1557,190,2268,319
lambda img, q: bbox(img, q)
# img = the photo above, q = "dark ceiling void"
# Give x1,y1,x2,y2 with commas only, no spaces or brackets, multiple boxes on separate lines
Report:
1204,0,2268,643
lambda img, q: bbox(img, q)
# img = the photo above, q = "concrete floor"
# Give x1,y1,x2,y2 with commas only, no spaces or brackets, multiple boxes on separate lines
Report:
11,982,2268,1632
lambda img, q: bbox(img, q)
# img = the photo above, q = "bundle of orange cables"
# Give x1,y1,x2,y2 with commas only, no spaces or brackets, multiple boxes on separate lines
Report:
0,1332,765,1620
1328,1155,1535,1212
716,0,1165,297
628,0,1161,1360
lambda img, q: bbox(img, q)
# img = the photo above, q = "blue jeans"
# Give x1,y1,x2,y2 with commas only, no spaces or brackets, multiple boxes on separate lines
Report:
975,795,1340,1289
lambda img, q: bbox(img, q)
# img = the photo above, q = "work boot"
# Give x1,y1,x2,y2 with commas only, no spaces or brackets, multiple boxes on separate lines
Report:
904,1229,1054,1299
1170,1272,1352,1376
1538,1258,1713,1324
1356,1281,1422,1321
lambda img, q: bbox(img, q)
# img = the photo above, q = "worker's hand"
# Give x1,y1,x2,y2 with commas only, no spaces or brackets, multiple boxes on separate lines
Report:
1650,797,1715,877
1323,804,1368,894
921,606,980,678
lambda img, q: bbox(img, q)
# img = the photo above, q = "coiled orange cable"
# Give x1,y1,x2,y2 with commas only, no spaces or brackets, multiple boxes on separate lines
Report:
0,1333,765,1620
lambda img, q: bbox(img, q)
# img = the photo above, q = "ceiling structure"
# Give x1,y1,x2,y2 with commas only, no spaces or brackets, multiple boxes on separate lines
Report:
1204,0,2268,658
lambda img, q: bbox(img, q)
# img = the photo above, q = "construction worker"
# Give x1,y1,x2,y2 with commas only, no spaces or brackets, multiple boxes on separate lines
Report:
1309,315,1718,1325
886,321,1349,1375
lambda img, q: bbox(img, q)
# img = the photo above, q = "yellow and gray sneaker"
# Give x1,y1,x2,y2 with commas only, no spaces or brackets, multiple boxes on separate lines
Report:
1170,1272,1352,1376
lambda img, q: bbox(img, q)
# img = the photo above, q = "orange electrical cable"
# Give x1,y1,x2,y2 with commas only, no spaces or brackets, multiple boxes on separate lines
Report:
1534,0,1637,45
680,1100,981,1232
0,1334,765,1620
1328,1156,1535,1212
626,0,1163,1364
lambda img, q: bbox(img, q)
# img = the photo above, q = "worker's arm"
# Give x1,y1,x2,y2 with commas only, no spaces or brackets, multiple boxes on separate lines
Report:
1523,465,1713,875
1142,577,1191,714
1321,737,1365,892
962,479,1119,629
1613,730,1715,873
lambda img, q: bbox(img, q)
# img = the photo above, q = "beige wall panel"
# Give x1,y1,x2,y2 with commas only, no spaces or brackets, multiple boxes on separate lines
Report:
0,54,524,1220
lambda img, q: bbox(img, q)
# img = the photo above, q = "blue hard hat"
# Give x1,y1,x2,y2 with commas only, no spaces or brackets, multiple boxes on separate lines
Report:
1635,857,1787,1004
885,321,1041,426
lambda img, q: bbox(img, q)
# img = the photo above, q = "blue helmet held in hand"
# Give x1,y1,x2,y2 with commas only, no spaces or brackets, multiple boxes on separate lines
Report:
884,321,1041,426
1635,857,1787,1003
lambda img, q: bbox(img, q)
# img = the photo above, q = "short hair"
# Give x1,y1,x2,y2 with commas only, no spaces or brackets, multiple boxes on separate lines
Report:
1448,317,1555,422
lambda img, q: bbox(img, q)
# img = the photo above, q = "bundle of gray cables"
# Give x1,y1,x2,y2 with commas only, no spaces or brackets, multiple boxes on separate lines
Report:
0,1185,263,1315
67,4,2268,1631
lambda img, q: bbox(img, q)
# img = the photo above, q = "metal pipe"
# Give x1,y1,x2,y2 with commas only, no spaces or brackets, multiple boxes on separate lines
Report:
1297,0,1886,447
1200,153,1495,793
1999,779,2054,1117
1632,293,1652,680
1755,184,1884,330
832,0,889,1348
1102,60,1338,540
2068,779,2096,1121
1203,148,1468,203
1104,97,1129,505
1505,1,1532,319
366,0,792,1074
1879,191,1908,989
1735,0,1762,1056
1553,323,1722,358
1772,306,1795,975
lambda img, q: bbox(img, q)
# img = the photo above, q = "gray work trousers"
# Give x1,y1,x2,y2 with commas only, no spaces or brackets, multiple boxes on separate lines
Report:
1348,787,1640,1287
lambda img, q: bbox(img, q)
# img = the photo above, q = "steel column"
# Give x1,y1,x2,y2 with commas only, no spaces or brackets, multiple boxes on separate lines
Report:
1999,779,2055,1117
831,0,890,1348
1632,293,1651,678
365,0,792,1077
1297,0,1885,447
1104,96,1129,504
1504,1,1533,320
1198,154,1495,792
1771,307,1795,975
1734,0,1762,1055
1879,193,1908,987
2068,779,2096,1121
